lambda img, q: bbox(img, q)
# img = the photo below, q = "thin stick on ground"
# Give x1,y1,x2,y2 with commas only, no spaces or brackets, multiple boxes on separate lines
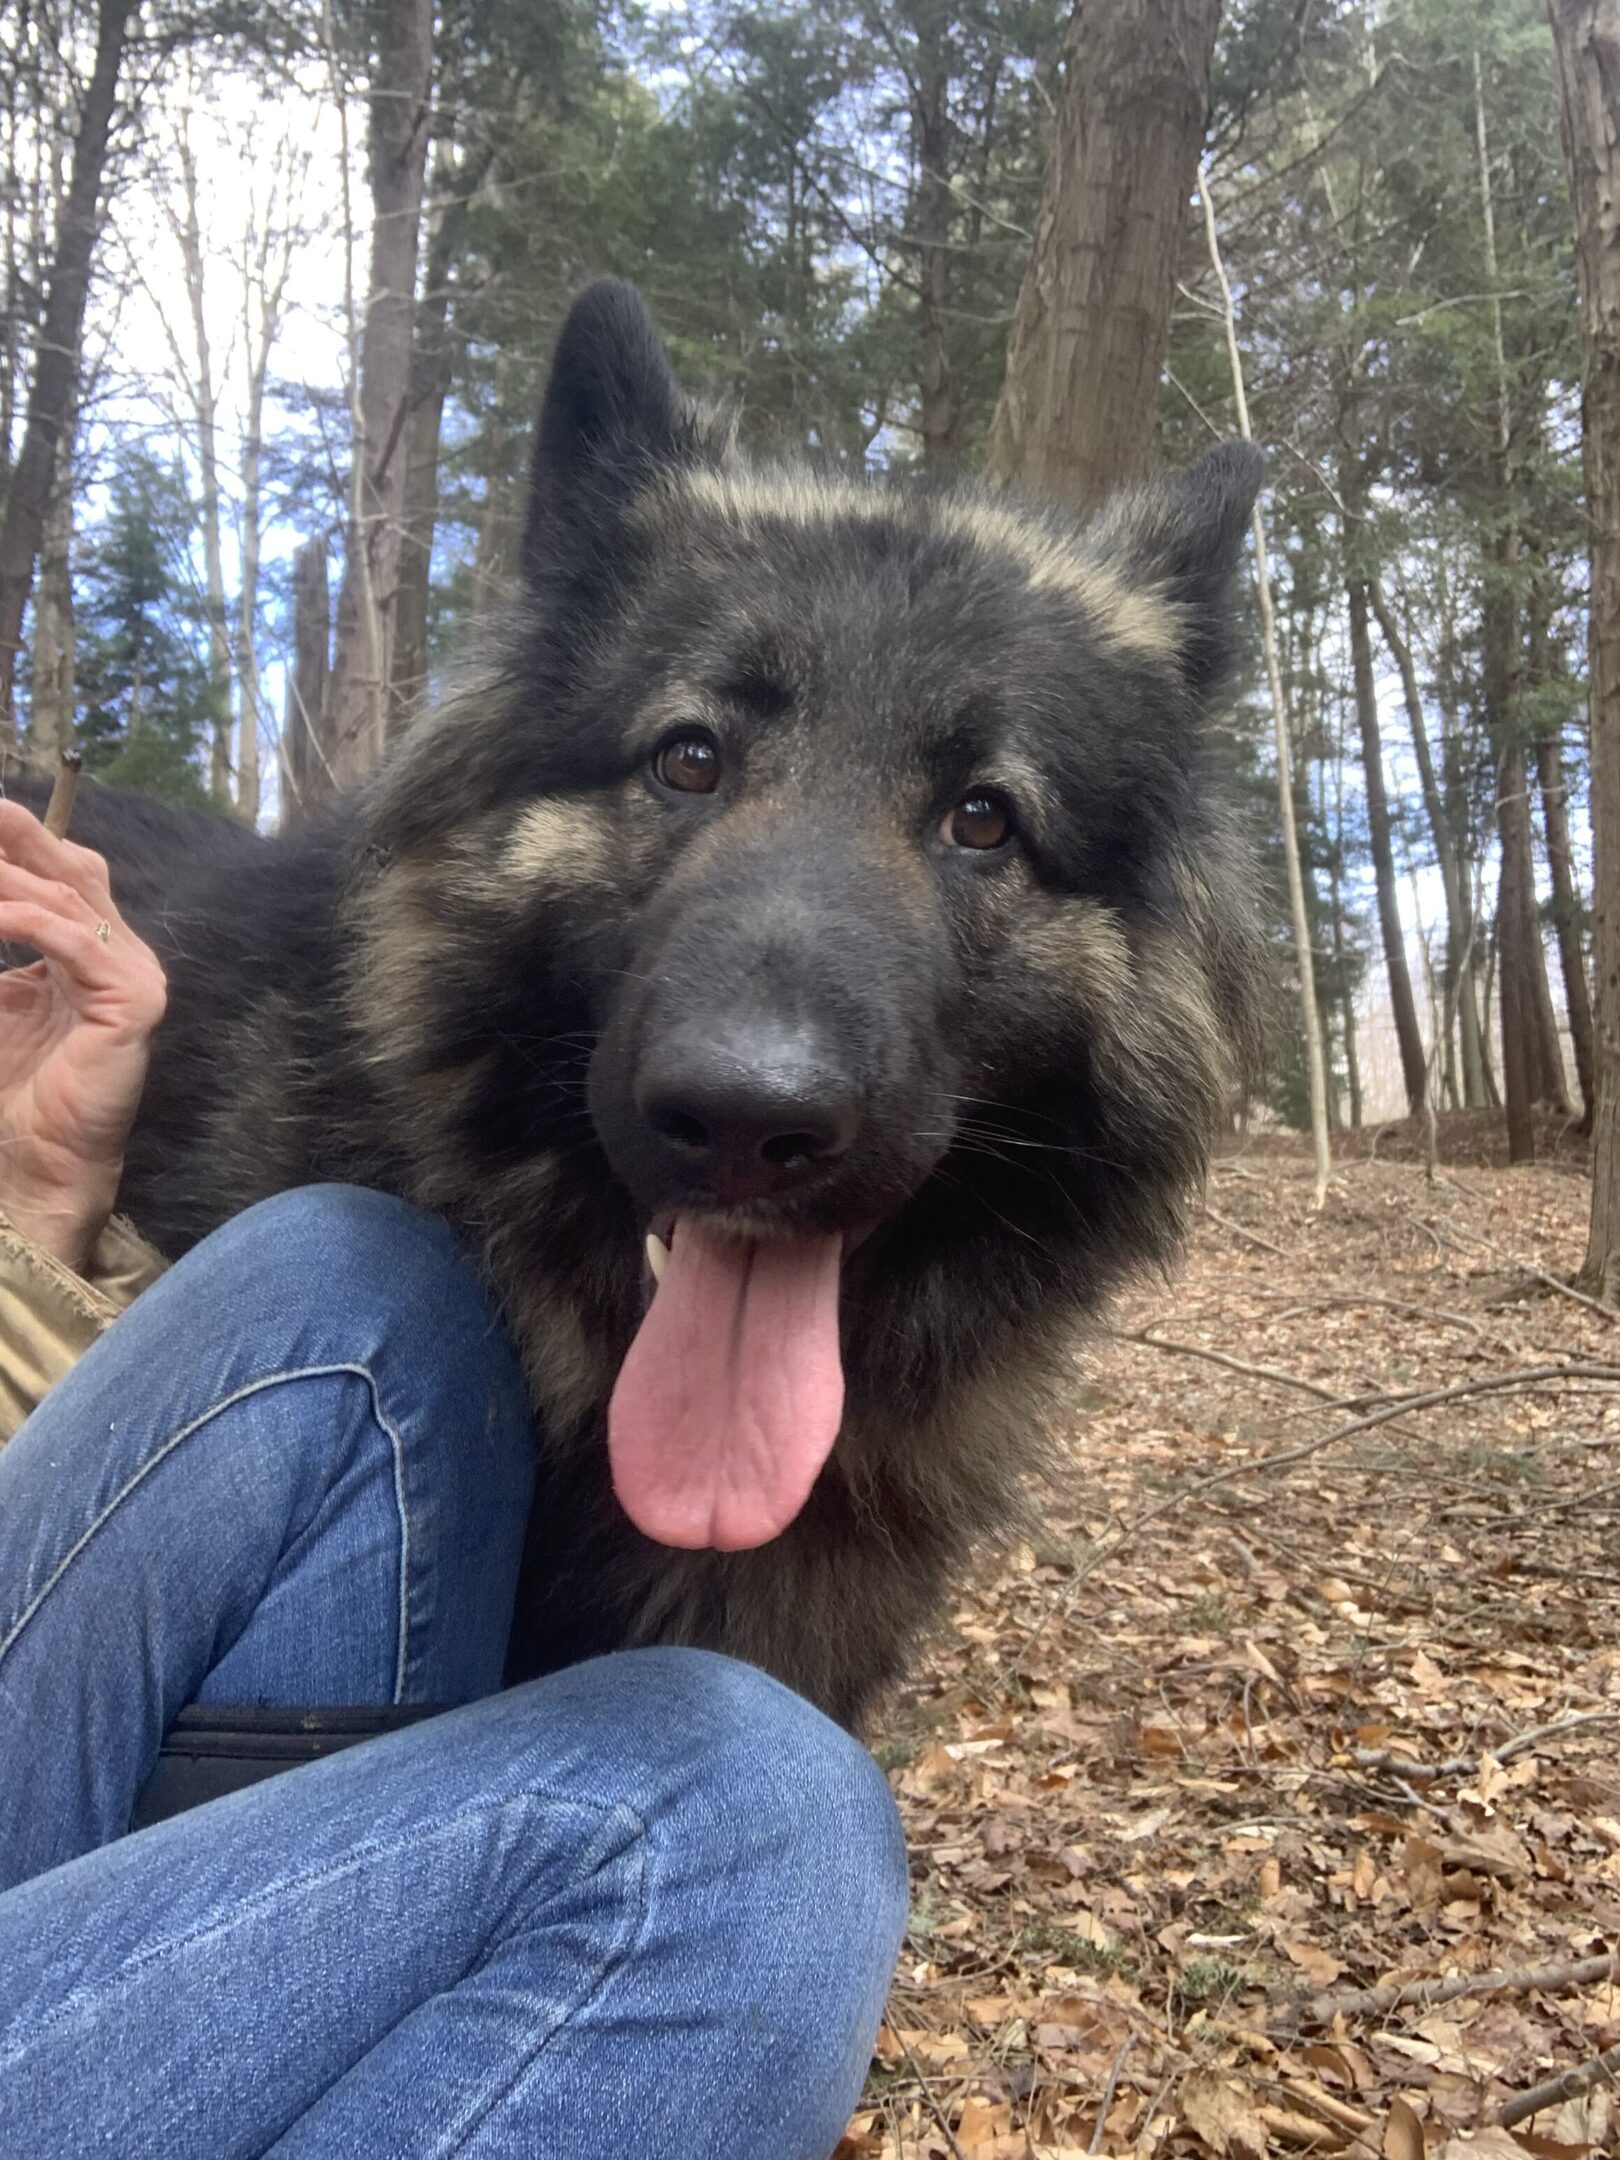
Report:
1498,2038,1620,2129
1111,1326,1359,1404
1016,1362,1620,1674
884,2019,968,2160
1088,2034,1133,2155
1201,1203,1291,1258
1351,1709,1620,1783
1297,1949,1619,2028
1439,1213,1618,1324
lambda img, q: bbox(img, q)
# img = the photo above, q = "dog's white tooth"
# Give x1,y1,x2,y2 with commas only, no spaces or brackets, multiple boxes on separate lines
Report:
645,1231,669,1283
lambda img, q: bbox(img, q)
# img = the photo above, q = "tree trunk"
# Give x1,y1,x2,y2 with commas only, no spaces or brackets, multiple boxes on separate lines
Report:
29,411,74,757
389,140,493,741
985,0,1223,513
323,0,434,796
281,537,331,826
1347,577,1427,1111
1537,730,1596,1125
0,0,134,744
1495,758,1540,1161
910,0,960,467
1196,162,1330,1199
173,121,234,810
1367,575,1488,1116
388,236,454,743
1549,0,1620,1283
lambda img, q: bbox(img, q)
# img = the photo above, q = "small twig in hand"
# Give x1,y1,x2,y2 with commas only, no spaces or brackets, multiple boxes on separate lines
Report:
43,750,83,839
1089,2033,1134,2155
1499,2037,1620,2129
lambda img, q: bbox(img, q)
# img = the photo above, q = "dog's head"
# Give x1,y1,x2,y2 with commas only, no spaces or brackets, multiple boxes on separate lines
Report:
362,280,1267,1552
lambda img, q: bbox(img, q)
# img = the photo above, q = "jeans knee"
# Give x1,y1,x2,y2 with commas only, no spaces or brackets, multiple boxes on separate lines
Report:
199,1184,461,1313
607,1650,908,2024
660,1653,907,2140
182,1186,511,1376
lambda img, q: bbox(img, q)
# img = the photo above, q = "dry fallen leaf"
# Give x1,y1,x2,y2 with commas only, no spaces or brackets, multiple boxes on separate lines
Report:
1382,2096,1426,2160
1181,2069,1270,2160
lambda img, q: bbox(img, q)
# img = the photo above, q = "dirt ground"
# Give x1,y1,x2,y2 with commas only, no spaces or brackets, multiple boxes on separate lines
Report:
847,1123,1620,2160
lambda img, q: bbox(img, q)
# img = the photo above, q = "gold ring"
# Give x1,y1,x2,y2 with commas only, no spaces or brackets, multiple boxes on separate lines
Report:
95,919,110,942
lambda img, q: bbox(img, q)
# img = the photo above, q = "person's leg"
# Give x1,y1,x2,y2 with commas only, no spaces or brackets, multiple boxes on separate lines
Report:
0,1648,908,2160
0,1184,536,1890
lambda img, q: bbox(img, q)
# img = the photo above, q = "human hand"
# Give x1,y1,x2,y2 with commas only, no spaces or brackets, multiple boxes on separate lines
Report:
0,798,166,1268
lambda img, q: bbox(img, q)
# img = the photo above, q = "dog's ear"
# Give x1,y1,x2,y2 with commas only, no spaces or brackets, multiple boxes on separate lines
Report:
521,280,707,590
1090,442,1263,700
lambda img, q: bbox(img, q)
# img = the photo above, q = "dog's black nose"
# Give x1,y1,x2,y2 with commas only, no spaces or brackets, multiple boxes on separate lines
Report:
636,1021,861,1202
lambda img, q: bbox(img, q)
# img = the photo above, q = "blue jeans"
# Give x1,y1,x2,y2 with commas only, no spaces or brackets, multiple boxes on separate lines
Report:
0,1187,907,2159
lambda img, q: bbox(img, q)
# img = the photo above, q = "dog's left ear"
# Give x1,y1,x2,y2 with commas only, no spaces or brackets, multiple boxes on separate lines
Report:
521,279,711,592
1092,441,1263,700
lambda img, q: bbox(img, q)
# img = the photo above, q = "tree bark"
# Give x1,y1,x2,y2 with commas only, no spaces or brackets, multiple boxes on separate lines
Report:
29,410,74,757
323,0,434,795
1347,577,1427,1111
172,119,233,810
0,0,134,744
1495,754,1540,1161
985,0,1223,513
1367,576,1489,1114
281,536,331,827
389,139,494,741
1196,162,1330,1200
1537,729,1596,1125
909,0,960,468
1548,0,1620,1287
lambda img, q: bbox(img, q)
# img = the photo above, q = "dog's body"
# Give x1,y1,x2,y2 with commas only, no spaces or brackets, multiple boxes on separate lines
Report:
35,284,1267,1727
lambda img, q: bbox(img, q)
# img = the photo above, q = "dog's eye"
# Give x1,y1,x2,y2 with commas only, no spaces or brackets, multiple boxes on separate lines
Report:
653,731,721,795
942,793,1013,851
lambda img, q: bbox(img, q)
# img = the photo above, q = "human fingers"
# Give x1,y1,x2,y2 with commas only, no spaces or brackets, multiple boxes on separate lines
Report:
0,860,164,1025
0,896,113,1002
0,797,114,909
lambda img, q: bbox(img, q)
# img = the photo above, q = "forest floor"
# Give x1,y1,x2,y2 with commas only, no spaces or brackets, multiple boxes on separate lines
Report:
847,1118,1620,2160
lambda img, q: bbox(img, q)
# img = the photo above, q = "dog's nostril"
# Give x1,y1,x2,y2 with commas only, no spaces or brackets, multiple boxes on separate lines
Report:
760,1130,823,1168
650,1105,710,1152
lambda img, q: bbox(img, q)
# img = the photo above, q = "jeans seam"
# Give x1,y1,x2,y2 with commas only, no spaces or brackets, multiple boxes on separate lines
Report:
0,1790,628,2070
429,1802,653,2157
382,1396,412,1704
0,1363,398,1677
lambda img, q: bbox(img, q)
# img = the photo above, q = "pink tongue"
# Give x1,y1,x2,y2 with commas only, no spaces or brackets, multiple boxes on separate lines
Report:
607,1219,845,1550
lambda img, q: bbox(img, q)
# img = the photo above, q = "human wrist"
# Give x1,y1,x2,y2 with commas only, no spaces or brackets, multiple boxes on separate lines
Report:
1,1167,120,1273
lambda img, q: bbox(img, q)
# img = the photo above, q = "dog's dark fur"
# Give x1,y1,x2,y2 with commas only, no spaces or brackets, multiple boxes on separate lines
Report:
25,283,1268,1728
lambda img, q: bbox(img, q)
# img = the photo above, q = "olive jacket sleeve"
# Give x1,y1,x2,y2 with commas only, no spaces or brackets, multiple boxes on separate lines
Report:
0,1209,169,1444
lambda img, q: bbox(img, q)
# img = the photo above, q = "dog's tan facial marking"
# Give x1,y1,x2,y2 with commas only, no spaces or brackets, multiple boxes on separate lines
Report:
665,469,1185,668
500,799,614,895
1017,899,1135,1017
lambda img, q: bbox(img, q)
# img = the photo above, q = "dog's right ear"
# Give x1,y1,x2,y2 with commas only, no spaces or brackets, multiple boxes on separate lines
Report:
521,280,703,591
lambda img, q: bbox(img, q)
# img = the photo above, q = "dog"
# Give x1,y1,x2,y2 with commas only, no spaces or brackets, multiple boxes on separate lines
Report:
36,281,1268,1728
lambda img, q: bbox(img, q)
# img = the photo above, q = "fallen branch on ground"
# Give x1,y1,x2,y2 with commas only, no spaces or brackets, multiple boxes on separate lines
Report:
1015,1363,1620,1676
1351,1710,1620,1783
1498,2038,1620,2129
1295,1949,1618,2029
1112,1327,1360,1405
1201,1204,1289,1258
1438,1215,1617,1325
